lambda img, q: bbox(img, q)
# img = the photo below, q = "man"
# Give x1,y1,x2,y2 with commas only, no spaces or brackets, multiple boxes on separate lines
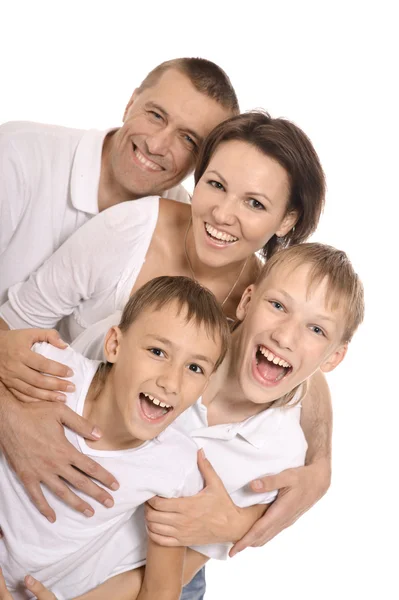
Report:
0,58,332,600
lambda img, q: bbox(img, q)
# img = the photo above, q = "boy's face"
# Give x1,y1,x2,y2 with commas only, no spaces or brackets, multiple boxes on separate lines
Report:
104,301,222,443
234,262,348,405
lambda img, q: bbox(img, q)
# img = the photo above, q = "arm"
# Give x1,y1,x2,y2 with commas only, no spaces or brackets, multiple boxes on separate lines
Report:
136,539,185,600
0,381,119,520
230,369,332,554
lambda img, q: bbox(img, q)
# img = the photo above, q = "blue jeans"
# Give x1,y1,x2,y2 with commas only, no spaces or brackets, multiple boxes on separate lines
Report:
180,567,206,600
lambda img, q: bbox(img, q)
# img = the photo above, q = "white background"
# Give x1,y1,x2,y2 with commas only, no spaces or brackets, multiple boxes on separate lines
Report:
1,1,398,598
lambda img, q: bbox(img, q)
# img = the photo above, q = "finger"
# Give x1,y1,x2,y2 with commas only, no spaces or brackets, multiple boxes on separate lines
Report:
24,352,74,380
59,464,116,508
8,382,68,403
144,502,180,524
71,451,119,492
250,469,295,493
146,521,179,537
40,475,96,517
25,575,58,599
0,567,13,600
146,495,182,513
197,448,222,487
229,519,269,555
22,481,57,523
59,404,104,441
146,530,180,547
40,328,68,351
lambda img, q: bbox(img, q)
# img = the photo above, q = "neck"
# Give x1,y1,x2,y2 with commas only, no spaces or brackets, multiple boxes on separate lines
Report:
84,369,143,450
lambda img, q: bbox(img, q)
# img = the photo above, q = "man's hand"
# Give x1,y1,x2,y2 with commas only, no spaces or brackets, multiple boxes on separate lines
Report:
230,459,331,556
0,327,75,402
146,450,246,546
0,384,119,522
0,568,58,600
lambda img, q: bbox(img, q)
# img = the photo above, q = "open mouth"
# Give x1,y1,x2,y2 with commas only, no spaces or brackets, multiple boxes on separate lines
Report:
254,345,292,384
132,144,164,172
139,392,173,423
204,223,238,246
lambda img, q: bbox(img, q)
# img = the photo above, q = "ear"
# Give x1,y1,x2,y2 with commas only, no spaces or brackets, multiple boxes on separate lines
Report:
123,89,138,122
276,210,298,238
104,326,123,364
320,343,348,373
236,284,256,321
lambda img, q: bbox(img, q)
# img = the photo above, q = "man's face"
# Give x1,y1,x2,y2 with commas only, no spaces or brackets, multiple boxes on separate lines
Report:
103,301,222,446
104,69,233,200
233,263,348,407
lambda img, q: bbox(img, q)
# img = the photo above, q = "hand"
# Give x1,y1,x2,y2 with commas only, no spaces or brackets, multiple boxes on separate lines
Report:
230,460,331,556
145,449,244,546
0,327,75,402
0,384,119,522
0,568,57,600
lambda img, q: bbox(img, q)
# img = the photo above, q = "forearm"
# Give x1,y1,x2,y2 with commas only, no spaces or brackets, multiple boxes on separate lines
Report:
301,369,332,468
0,318,10,332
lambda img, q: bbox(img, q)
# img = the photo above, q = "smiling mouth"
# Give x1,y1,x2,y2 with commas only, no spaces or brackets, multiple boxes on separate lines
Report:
255,345,292,383
204,223,238,245
132,145,164,172
139,392,173,422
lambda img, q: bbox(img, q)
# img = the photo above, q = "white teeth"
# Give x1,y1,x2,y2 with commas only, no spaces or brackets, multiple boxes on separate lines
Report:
258,346,291,369
205,223,238,243
134,147,162,171
143,393,172,409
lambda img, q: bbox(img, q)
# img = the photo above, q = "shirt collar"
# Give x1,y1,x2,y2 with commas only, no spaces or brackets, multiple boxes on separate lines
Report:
70,127,117,215
190,399,284,449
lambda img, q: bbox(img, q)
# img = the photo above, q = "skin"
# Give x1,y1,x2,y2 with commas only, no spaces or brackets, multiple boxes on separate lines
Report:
99,68,233,210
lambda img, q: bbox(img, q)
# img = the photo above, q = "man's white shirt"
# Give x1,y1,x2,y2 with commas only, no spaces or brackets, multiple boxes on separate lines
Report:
0,121,190,304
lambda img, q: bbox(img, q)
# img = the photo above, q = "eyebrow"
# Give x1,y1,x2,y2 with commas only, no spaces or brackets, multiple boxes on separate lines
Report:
146,335,215,366
206,170,273,205
265,290,338,324
146,102,203,145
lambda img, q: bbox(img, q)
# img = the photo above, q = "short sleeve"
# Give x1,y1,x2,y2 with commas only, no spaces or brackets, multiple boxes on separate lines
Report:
0,197,159,330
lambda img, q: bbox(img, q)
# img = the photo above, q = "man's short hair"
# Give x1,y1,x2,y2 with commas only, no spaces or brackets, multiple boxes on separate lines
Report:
137,57,239,115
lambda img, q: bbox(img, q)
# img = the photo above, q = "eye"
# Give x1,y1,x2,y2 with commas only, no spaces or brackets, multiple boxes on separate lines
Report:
246,198,265,211
270,300,285,312
310,325,326,337
183,134,197,149
207,180,225,191
188,363,204,374
148,110,164,122
148,347,165,358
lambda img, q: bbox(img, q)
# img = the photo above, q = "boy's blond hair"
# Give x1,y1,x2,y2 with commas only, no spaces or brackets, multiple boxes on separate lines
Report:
256,243,365,343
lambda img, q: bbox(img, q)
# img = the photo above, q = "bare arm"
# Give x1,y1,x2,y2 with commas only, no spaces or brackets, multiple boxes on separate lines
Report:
0,381,119,520
230,369,332,554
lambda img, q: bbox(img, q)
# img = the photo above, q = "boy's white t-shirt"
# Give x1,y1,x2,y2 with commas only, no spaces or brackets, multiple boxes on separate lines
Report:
0,344,203,600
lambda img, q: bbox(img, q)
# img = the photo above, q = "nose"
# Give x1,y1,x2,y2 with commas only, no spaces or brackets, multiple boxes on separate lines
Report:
270,316,299,352
156,363,182,396
145,128,173,157
211,194,238,226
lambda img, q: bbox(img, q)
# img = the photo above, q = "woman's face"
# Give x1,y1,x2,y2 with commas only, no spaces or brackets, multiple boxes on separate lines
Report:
190,140,297,268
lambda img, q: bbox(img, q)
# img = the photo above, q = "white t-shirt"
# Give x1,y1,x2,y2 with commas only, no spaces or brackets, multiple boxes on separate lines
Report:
0,343,202,600
0,121,190,304
0,197,161,345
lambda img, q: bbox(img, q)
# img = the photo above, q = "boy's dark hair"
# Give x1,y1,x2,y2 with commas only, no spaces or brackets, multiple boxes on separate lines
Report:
119,276,230,370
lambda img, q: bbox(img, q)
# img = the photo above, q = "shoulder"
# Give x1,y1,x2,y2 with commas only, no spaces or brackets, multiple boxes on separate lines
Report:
0,121,84,145
158,196,191,235
101,196,160,232
162,183,191,204
31,342,98,388
159,425,199,463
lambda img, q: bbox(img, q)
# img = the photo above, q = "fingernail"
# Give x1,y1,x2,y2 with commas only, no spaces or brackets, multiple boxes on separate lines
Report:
25,575,34,585
66,383,75,392
84,509,94,518
199,448,206,459
55,394,67,402
104,498,114,508
252,479,263,490
47,515,55,523
66,368,74,377
91,426,102,439
110,482,120,491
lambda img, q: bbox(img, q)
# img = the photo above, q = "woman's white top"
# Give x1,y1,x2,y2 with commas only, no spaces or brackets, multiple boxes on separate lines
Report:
0,197,160,345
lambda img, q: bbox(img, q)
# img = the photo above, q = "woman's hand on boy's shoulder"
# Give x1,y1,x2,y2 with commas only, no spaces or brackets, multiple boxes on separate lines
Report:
230,458,331,555
0,568,57,600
